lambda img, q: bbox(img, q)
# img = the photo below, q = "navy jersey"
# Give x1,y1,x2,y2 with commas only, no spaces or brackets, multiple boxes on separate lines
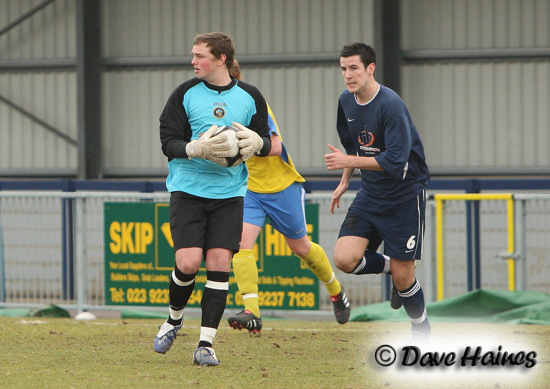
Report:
159,77,270,199
336,84,429,204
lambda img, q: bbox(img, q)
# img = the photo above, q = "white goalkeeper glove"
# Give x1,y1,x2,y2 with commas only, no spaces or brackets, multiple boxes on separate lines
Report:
185,125,235,160
232,122,264,161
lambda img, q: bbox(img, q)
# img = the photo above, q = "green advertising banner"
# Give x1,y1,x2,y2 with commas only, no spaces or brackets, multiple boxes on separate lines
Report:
104,202,320,310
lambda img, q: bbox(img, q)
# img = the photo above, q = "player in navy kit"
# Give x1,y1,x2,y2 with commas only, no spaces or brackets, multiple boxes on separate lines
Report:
324,42,431,344
153,32,271,365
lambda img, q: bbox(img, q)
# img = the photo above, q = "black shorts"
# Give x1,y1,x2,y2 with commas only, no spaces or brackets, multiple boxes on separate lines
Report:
169,191,243,252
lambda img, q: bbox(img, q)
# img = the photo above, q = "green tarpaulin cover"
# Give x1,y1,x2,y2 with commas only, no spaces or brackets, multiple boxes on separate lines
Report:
350,289,550,325
0,304,70,318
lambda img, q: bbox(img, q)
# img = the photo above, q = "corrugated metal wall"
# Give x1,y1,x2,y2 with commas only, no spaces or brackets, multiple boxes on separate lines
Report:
0,0,75,59
403,62,550,172
0,0,76,176
102,0,374,56
100,0,375,176
402,0,550,50
0,71,77,174
1,0,550,177
401,0,550,174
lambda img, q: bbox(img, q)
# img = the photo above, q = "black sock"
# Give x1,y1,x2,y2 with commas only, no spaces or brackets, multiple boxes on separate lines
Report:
199,270,229,344
167,267,197,326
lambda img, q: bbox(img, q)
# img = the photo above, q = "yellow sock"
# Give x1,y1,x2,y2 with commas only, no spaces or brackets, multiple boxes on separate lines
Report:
232,249,261,317
301,243,342,297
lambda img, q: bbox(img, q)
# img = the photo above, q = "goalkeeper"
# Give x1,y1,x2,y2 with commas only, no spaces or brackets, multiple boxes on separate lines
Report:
227,62,350,334
155,32,271,366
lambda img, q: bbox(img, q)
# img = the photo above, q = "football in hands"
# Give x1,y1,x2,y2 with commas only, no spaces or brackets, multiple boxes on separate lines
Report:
212,125,243,167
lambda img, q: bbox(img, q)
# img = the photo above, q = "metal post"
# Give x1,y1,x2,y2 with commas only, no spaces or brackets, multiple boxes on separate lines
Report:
61,199,75,300
76,0,102,179
465,180,481,291
435,198,445,300
374,0,401,92
466,201,482,291
0,214,5,303
506,198,516,291
75,197,87,313
423,199,436,303
515,199,527,290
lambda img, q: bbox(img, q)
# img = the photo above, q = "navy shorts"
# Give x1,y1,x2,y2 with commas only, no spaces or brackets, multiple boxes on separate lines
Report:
338,190,426,261
169,191,243,253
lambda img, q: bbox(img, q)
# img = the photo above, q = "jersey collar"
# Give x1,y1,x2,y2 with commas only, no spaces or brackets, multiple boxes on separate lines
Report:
203,78,237,93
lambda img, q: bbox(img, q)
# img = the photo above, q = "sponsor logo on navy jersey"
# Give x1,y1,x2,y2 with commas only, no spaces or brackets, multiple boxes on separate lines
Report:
358,127,380,154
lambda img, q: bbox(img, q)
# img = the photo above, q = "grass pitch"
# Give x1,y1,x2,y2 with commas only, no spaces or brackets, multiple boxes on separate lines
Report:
0,316,548,388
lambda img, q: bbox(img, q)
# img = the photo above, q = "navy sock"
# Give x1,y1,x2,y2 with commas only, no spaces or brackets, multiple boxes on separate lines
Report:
412,318,432,335
399,279,430,335
351,250,386,274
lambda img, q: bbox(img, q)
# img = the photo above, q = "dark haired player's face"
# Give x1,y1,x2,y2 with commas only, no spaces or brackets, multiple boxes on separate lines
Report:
191,43,218,81
340,55,372,96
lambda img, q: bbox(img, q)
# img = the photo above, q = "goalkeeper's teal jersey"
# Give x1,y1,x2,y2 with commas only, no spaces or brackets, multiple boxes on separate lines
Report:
159,77,270,199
